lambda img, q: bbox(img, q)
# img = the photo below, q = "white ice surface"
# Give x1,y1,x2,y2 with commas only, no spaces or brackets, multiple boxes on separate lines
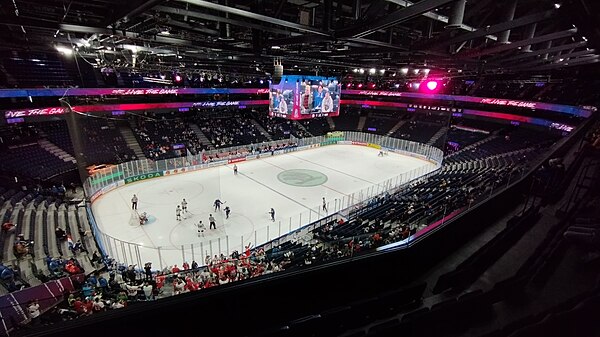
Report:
91,145,436,268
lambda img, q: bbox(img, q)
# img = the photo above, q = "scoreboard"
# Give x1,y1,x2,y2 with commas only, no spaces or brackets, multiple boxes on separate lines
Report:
269,75,341,120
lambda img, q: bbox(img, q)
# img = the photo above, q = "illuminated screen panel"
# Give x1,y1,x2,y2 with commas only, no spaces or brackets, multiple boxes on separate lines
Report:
269,75,341,120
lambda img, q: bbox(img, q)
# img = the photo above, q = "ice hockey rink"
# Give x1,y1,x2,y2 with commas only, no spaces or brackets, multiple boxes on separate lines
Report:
91,145,438,268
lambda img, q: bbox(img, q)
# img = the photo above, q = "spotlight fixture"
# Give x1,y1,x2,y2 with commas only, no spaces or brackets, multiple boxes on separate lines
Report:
426,80,438,90
400,68,409,75
55,45,73,56
369,68,376,74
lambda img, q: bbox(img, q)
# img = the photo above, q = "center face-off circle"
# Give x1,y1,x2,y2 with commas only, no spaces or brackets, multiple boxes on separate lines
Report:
277,169,328,187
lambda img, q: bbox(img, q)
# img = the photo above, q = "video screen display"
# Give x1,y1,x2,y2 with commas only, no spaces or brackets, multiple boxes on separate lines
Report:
269,75,341,120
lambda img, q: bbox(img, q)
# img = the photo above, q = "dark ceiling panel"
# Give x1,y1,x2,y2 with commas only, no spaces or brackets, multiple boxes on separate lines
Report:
0,0,596,75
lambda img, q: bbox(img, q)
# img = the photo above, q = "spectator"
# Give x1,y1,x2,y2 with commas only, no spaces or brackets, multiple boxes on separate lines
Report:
55,227,67,241
27,300,40,325
142,282,154,301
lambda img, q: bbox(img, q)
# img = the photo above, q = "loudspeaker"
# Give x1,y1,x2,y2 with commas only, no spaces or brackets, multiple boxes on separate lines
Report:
272,64,283,85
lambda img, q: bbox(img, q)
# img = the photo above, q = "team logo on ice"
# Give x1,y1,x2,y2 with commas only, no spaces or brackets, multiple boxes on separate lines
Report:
277,169,328,187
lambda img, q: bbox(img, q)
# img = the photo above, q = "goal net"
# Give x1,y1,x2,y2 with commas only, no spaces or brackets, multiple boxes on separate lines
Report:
129,210,141,226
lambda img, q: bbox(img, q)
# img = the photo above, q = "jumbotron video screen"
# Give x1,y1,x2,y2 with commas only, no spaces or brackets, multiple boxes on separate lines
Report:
269,75,341,120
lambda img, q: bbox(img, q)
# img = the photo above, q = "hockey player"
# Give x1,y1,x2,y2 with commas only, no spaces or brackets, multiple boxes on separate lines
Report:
269,208,275,222
224,206,231,219
322,197,327,212
176,205,182,221
181,199,188,213
197,221,206,237
233,164,238,175
214,199,222,211
139,212,148,225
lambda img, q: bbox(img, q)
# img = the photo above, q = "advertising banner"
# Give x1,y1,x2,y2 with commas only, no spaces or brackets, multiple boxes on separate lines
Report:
164,167,190,176
341,90,592,117
208,160,226,168
90,171,124,185
0,87,268,98
321,137,344,146
124,171,163,184
4,100,269,118
228,157,247,164
326,131,344,138
351,141,368,146
367,143,382,150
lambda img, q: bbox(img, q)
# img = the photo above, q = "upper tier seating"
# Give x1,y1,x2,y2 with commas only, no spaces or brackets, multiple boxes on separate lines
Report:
391,121,442,144
0,145,75,181
195,114,270,148
300,118,331,136
131,114,206,160
334,110,361,131
81,119,137,165
363,111,405,135
253,112,311,140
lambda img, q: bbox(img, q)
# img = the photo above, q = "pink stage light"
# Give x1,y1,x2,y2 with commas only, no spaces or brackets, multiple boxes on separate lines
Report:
426,80,438,90
174,74,182,82
357,83,363,88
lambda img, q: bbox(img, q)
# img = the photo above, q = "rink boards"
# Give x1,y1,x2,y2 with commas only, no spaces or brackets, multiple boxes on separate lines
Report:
89,143,439,268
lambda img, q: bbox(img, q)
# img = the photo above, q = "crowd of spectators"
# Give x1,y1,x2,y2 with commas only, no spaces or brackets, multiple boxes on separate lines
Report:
81,119,136,165
3,101,583,330
0,125,39,149
299,117,331,136
0,263,29,292
195,113,269,148
131,113,206,160
202,141,298,163
252,111,312,140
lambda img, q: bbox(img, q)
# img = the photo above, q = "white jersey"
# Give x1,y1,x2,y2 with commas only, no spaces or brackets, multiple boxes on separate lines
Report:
182,201,187,208
176,208,181,215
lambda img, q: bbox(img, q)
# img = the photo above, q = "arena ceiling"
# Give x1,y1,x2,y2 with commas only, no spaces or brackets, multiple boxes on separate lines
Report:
0,0,598,78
